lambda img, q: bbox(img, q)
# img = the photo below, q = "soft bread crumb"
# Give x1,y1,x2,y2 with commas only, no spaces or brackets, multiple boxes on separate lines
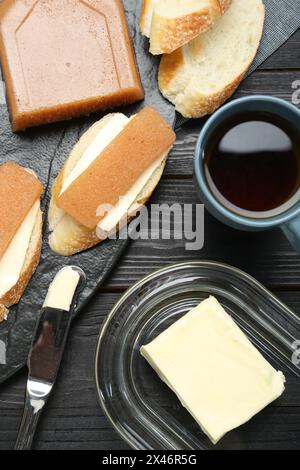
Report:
0,305,8,322
159,0,265,117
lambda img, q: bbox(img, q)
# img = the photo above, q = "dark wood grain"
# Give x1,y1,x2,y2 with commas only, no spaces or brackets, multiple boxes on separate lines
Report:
0,291,299,451
262,28,300,69
0,27,300,451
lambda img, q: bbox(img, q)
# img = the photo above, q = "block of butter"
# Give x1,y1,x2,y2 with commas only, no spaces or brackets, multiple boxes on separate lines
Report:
140,296,285,444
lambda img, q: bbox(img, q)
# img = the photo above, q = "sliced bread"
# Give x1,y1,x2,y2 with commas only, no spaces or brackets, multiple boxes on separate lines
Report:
140,0,232,55
159,0,265,118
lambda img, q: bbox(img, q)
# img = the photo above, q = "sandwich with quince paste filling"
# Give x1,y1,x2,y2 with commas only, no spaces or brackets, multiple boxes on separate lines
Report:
48,107,176,256
0,162,43,322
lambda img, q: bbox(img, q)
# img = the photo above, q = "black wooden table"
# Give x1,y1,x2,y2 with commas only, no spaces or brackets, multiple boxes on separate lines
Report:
0,31,300,451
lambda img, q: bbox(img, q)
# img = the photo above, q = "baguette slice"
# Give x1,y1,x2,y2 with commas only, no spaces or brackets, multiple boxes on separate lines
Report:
49,111,175,256
159,0,265,118
0,208,42,320
0,167,43,321
140,0,232,55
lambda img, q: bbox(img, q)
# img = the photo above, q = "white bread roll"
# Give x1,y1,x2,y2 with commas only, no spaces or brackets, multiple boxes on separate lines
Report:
159,0,265,118
140,0,232,55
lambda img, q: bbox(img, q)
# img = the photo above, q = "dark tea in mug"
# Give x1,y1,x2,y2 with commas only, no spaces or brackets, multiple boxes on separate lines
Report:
204,111,300,217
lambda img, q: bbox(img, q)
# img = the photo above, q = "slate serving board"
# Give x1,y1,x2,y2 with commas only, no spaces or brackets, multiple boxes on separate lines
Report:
0,0,175,384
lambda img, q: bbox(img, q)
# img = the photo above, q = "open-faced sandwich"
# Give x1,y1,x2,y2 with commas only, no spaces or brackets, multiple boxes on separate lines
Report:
0,162,43,321
49,107,176,256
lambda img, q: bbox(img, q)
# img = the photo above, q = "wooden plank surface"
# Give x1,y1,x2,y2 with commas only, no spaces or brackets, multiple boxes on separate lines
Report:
0,28,300,451
105,179,300,290
0,291,299,451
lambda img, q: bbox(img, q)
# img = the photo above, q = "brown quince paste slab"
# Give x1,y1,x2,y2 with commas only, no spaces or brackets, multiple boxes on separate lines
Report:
57,107,176,229
0,161,43,258
0,0,144,131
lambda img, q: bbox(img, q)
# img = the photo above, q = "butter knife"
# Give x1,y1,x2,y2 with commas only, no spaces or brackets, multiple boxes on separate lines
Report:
15,266,86,450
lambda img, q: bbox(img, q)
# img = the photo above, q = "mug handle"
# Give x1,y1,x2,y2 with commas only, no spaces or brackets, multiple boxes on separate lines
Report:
282,215,300,254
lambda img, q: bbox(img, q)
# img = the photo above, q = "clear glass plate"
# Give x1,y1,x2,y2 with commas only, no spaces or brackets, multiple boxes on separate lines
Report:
95,261,300,450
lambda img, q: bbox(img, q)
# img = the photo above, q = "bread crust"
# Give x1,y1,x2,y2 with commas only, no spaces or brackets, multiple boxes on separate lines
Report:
49,113,169,256
140,0,151,34
159,1,265,118
176,71,246,119
141,0,232,55
150,8,217,55
159,49,247,118
0,208,43,321
219,0,232,13
158,47,185,92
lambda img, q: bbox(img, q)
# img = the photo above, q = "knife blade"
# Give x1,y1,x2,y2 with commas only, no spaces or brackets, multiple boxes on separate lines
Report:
15,266,86,450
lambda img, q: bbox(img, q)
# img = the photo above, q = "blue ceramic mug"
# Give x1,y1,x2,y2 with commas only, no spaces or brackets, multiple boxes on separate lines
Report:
194,95,300,253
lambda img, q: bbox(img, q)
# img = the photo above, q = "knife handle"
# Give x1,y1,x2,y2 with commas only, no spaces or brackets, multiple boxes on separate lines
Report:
15,392,46,450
